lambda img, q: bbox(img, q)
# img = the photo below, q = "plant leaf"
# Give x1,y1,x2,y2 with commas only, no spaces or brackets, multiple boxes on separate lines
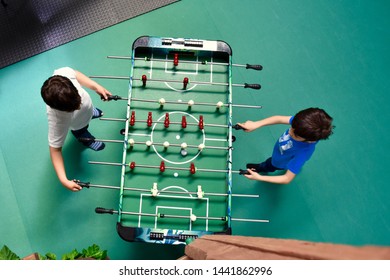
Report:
61,249,81,260
0,245,20,260
82,244,107,260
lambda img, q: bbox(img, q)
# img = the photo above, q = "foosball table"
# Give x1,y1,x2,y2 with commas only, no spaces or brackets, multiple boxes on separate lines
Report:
81,36,268,245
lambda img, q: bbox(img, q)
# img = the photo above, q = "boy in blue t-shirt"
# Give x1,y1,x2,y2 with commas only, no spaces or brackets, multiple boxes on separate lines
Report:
237,108,334,184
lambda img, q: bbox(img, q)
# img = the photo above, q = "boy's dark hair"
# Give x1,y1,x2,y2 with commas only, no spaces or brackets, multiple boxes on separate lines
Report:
41,75,81,112
291,108,334,141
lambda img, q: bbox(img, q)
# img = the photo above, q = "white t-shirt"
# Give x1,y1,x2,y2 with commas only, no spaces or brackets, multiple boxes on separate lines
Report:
46,67,93,148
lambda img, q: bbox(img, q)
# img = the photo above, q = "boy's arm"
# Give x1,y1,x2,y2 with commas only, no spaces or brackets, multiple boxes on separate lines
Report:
237,115,291,132
244,168,296,184
49,146,82,191
74,70,112,100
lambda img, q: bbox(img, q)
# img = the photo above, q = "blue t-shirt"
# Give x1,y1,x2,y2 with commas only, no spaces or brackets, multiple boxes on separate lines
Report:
271,117,317,174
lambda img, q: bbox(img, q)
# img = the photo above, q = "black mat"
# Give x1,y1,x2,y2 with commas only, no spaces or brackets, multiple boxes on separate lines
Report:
0,0,179,69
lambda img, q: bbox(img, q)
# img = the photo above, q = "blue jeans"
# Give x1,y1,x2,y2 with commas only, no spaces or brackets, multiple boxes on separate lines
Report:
71,125,94,145
259,157,284,173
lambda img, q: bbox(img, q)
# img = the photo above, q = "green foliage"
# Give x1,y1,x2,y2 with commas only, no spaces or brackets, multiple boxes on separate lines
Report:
62,244,107,260
39,252,57,260
0,245,20,260
1,244,107,260
61,248,83,260
81,244,108,260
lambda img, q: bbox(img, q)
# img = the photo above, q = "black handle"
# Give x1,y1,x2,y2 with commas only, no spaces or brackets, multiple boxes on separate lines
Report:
246,64,263,71
95,207,115,214
239,169,250,175
244,83,261,90
74,180,90,188
102,95,125,101
233,124,244,130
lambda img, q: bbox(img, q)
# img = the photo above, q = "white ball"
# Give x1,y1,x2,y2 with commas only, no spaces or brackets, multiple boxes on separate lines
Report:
198,143,205,151
146,140,153,147
159,98,166,105
188,100,194,106
163,141,170,148
180,149,188,157
181,142,187,149
190,214,197,222
216,101,224,108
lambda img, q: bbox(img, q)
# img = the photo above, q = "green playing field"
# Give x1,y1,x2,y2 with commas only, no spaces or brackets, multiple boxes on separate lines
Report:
90,37,257,243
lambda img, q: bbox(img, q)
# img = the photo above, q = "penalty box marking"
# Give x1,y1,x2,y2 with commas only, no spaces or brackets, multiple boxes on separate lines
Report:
138,186,210,231
146,54,217,92
164,54,200,75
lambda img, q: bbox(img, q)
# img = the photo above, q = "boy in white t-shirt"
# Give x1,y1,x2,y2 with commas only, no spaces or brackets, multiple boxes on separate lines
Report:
41,67,112,191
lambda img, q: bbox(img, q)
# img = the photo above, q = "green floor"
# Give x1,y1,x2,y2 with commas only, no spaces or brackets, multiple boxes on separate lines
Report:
1,0,389,260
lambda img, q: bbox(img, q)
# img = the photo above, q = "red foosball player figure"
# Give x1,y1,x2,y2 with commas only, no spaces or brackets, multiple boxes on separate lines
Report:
198,115,204,130
181,116,187,128
141,75,147,87
183,77,189,90
129,161,136,170
190,163,196,174
130,111,136,126
173,53,179,67
147,112,153,127
159,161,166,172
164,113,170,128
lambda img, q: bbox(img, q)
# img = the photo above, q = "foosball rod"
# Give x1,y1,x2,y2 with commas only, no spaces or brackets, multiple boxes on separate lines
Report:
96,207,269,223
107,95,262,109
100,116,229,129
123,131,229,143
88,160,246,175
77,182,259,198
107,55,263,71
90,75,261,90
79,137,230,151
